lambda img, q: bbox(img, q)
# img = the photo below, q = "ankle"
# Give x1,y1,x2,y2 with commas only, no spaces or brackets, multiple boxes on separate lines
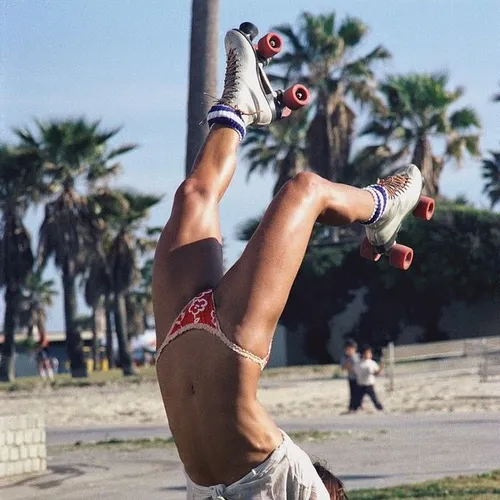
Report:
361,184,388,225
207,104,247,141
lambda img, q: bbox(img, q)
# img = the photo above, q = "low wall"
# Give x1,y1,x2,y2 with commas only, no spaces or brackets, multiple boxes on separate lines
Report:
0,414,47,478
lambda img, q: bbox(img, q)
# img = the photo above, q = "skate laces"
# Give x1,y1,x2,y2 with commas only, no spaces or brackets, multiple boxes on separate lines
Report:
218,43,261,122
377,173,410,198
219,48,241,105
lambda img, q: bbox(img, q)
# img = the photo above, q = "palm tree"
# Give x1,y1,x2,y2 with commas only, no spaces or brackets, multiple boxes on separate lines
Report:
269,12,391,183
125,230,159,337
0,145,43,381
185,0,219,175
361,72,481,197
244,111,309,196
20,270,58,344
88,190,161,375
15,118,137,377
482,148,500,209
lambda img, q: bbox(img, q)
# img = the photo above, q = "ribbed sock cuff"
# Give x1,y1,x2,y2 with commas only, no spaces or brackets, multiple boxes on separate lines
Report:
361,184,388,225
207,104,246,141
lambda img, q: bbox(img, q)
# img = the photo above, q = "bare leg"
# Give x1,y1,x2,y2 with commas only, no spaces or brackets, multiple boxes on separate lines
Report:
215,172,374,358
153,126,240,342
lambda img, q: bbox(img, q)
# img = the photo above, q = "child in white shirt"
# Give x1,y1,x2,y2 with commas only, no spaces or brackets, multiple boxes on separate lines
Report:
355,345,384,411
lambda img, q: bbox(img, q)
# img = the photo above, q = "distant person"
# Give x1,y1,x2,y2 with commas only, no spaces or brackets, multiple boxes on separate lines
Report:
354,346,384,411
340,339,360,413
36,331,54,382
51,357,59,374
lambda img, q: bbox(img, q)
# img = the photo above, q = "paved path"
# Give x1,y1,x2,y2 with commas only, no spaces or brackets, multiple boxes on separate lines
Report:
2,412,499,499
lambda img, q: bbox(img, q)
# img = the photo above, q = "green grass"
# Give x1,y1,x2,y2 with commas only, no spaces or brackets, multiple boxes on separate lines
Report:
0,364,344,392
349,470,500,499
0,366,158,392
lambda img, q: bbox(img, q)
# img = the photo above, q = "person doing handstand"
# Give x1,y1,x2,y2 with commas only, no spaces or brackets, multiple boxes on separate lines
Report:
153,22,426,500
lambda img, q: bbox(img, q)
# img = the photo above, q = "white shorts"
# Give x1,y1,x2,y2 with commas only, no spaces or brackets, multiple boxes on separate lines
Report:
185,431,330,500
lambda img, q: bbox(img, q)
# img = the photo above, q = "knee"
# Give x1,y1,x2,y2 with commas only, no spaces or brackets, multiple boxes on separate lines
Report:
281,171,324,205
174,178,214,207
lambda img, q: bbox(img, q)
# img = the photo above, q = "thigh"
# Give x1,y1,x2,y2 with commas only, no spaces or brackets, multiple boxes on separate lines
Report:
214,174,324,358
153,185,224,343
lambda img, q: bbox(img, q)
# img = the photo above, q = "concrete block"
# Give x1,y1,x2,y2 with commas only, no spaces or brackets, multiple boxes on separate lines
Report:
15,430,24,445
20,446,28,460
25,429,33,443
24,459,33,473
40,458,47,471
31,458,41,472
17,415,27,430
5,462,14,476
8,416,19,430
15,461,23,475
6,430,14,445
40,429,46,444
38,445,47,458
9,448,19,461
32,429,39,444
0,447,9,461
0,431,5,447
28,445,38,459
0,462,5,477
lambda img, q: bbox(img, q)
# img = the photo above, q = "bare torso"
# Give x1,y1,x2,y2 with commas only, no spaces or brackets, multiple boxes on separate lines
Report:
155,327,282,486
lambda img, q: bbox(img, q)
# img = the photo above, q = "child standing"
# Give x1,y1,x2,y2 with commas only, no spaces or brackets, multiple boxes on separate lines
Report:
341,339,360,413
355,346,384,411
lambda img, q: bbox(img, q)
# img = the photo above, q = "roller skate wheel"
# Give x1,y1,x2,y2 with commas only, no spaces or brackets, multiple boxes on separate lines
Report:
388,244,413,270
282,84,310,110
257,32,283,59
239,22,259,41
413,195,435,221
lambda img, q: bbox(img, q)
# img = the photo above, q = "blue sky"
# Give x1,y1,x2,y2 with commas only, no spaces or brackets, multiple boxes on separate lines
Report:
1,0,499,330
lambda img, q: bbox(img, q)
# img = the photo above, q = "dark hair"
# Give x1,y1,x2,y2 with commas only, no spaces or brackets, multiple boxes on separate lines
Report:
343,338,357,349
360,344,372,354
313,462,348,500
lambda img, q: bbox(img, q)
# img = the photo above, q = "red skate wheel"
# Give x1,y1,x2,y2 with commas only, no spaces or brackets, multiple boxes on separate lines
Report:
412,195,435,220
257,33,283,59
388,244,413,270
283,84,310,110
360,237,381,262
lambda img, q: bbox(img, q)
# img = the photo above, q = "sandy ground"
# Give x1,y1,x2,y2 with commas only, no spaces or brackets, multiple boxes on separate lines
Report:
2,363,500,428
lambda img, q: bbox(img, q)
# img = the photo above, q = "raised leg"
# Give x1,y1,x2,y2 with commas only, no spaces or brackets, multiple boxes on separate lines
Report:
152,126,240,342
214,172,375,359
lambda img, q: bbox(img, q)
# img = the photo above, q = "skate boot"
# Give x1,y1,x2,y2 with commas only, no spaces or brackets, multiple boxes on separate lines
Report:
207,22,309,138
360,164,435,270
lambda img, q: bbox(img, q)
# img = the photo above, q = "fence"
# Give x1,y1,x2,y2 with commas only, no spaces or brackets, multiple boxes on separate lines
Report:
383,336,500,390
0,414,47,478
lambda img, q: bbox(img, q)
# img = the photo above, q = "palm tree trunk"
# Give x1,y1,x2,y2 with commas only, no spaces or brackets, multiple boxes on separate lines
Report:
105,297,114,368
185,0,219,176
0,286,21,382
113,292,135,376
62,264,87,378
412,136,436,197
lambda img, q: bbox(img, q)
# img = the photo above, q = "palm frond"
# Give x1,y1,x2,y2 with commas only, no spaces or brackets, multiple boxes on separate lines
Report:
449,107,481,130
337,16,368,47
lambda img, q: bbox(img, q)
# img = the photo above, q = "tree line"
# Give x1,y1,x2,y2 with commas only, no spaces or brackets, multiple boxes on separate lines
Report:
0,119,161,381
1,10,499,379
238,12,500,359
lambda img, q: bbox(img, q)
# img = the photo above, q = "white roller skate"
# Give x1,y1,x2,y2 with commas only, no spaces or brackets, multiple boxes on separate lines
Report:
360,164,435,270
218,22,310,126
